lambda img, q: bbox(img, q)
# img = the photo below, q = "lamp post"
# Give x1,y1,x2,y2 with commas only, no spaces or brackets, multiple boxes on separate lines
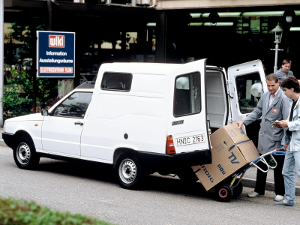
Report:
270,23,283,73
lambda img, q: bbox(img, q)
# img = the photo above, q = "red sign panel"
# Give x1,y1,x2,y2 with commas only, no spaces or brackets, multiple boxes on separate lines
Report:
40,67,73,73
49,35,65,48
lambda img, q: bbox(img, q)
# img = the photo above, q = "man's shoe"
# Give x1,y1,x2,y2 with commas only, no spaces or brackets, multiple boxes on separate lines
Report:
247,191,260,198
275,200,294,206
274,195,284,202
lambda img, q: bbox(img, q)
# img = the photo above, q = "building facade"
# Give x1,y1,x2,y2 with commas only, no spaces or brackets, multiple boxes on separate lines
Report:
3,0,300,86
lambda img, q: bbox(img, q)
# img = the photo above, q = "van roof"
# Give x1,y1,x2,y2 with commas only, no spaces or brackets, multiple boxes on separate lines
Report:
103,62,223,74
75,62,224,90
102,62,180,75
76,81,95,89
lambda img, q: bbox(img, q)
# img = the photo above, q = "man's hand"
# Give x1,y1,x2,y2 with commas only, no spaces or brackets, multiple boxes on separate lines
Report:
283,144,289,151
235,121,244,129
273,120,288,128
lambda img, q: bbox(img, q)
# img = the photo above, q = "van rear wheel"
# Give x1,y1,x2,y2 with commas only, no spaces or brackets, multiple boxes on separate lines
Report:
116,154,143,189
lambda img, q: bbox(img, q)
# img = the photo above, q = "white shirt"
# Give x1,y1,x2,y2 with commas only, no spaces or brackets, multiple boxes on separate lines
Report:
269,88,280,107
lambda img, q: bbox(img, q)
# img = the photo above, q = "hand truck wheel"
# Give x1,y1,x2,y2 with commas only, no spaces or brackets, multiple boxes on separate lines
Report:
232,181,243,198
215,183,233,202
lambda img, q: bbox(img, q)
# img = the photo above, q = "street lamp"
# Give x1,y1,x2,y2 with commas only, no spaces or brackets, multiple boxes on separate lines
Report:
271,23,283,73
284,10,296,24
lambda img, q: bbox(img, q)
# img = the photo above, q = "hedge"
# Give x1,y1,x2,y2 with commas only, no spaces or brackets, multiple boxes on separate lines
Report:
0,197,113,225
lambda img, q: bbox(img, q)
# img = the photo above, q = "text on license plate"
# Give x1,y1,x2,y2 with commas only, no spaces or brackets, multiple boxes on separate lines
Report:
176,134,205,146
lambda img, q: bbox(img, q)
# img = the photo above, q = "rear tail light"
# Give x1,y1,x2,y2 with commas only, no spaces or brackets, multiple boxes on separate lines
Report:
166,135,176,155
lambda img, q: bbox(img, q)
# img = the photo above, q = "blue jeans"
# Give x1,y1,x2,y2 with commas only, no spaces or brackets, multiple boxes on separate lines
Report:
282,147,300,203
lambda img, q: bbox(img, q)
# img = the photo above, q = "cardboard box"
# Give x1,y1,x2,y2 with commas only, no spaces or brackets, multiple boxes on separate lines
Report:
192,124,259,191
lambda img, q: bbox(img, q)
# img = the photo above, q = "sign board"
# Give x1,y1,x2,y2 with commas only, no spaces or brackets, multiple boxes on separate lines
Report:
37,31,75,78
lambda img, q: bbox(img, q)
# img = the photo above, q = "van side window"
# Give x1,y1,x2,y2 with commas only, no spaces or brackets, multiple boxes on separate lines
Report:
101,72,132,91
53,92,93,118
236,72,263,114
174,72,201,117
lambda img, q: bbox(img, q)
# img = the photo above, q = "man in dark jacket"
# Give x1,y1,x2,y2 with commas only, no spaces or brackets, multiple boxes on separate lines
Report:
275,59,294,84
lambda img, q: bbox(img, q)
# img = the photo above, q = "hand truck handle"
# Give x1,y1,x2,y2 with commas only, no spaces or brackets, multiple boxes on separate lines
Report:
250,157,270,173
250,148,286,172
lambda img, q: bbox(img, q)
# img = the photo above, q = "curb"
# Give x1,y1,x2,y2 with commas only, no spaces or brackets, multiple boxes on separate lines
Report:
241,178,300,196
0,139,6,147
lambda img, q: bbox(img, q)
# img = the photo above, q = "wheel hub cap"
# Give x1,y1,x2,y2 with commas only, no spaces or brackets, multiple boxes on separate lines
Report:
119,159,137,184
17,142,31,165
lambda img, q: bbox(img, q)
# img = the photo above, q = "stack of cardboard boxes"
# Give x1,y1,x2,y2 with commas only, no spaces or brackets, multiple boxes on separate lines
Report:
192,124,260,191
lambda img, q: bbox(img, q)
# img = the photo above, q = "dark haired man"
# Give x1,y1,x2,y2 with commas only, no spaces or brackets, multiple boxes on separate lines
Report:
275,59,294,84
273,76,300,206
235,73,289,201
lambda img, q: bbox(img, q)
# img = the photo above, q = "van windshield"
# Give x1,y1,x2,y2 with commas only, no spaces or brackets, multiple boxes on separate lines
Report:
174,72,201,117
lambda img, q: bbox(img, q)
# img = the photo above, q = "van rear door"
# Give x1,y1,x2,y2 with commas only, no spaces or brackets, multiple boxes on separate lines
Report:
228,59,266,124
170,59,210,158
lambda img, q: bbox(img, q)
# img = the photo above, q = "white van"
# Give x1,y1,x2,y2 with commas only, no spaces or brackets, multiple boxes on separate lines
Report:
2,59,266,189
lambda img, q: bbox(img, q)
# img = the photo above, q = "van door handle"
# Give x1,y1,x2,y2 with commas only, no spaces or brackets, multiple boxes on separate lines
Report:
74,121,83,126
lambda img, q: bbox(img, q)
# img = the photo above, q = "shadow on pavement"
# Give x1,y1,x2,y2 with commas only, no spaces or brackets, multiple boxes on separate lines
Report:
36,159,229,202
38,159,116,184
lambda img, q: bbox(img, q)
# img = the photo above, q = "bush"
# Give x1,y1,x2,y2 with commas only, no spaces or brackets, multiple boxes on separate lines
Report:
2,69,59,117
0,197,112,225
2,84,33,117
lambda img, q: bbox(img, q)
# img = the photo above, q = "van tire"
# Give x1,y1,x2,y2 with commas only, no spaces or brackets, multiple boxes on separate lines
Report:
115,154,143,189
13,136,40,170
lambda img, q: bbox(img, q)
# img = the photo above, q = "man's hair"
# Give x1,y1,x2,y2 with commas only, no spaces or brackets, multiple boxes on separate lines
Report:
282,58,292,65
266,73,279,83
281,76,300,93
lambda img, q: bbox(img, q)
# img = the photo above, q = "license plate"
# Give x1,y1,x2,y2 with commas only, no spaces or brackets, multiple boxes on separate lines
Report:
176,134,205,146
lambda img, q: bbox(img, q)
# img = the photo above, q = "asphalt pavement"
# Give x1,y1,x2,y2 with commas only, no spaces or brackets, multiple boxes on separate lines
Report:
1,127,299,196
1,145,300,225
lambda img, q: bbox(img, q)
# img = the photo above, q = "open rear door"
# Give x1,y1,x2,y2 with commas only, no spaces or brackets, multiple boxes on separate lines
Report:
169,59,210,160
228,60,266,132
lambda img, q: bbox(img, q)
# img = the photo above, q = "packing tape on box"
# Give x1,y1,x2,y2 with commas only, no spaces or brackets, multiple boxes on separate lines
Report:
194,168,201,174
236,139,251,145
228,139,251,152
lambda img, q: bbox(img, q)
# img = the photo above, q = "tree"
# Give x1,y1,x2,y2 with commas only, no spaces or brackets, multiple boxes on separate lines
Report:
2,69,59,117
2,22,59,117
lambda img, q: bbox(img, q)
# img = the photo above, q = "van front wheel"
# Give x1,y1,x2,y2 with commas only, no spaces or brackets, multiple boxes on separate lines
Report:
116,154,143,189
13,136,40,169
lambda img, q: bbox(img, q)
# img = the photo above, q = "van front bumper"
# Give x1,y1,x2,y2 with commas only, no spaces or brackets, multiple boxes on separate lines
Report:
137,149,211,171
2,132,14,149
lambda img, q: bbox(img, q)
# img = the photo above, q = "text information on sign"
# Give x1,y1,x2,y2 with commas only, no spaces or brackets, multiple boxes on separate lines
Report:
37,31,75,78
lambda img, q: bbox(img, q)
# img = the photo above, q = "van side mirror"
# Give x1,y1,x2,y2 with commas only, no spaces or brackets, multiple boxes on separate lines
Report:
41,110,49,116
